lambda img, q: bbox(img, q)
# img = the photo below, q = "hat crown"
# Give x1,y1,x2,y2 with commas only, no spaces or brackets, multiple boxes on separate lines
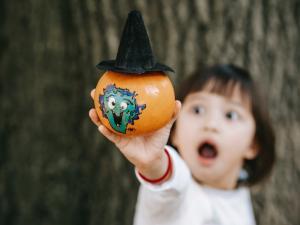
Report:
115,10,155,70
96,10,174,74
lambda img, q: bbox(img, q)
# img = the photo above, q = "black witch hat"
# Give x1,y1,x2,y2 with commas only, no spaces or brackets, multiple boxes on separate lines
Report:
96,10,174,74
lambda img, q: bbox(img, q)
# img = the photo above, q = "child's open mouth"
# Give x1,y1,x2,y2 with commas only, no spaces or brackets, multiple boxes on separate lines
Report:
197,141,218,166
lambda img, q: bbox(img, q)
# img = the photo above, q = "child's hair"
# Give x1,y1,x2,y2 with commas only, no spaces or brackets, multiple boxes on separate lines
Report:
169,64,276,186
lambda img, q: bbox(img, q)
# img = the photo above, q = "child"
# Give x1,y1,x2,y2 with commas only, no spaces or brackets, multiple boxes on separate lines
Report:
89,64,275,225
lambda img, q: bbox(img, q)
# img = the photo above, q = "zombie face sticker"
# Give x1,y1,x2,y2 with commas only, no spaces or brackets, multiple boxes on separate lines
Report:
99,84,146,134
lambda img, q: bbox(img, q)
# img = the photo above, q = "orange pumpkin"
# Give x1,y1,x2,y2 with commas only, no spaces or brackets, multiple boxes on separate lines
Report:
94,10,175,136
94,71,175,136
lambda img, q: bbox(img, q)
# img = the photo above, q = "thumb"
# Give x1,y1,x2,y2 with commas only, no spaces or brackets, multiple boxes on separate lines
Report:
165,100,181,131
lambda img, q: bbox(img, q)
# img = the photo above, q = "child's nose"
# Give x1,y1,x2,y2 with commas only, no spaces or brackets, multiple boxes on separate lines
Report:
202,114,219,132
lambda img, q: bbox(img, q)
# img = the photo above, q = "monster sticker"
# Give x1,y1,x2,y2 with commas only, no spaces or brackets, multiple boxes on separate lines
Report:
99,84,146,134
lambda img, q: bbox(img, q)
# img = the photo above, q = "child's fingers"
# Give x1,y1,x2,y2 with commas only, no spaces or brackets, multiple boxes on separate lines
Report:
98,125,122,145
166,100,181,128
174,100,182,116
90,89,96,100
90,109,123,145
164,100,181,130
171,100,181,122
89,108,102,126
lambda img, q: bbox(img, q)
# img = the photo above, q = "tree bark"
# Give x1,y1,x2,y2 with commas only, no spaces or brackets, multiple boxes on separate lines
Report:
0,0,299,225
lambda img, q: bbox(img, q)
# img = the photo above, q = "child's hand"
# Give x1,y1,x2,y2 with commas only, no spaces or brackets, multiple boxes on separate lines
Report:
89,89,181,181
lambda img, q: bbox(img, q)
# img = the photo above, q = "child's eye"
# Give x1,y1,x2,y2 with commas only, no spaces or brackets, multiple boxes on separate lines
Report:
225,111,240,121
192,105,205,115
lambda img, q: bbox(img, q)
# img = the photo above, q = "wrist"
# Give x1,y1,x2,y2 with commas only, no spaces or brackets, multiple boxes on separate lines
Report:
138,149,172,184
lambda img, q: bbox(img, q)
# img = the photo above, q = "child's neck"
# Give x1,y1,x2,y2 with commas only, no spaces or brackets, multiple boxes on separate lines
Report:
193,172,240,190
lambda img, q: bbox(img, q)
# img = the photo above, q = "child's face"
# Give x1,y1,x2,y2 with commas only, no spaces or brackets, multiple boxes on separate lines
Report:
172,84,258,189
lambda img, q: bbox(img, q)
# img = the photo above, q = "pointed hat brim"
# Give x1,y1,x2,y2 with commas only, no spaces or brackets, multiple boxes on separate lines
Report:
96,60,174,74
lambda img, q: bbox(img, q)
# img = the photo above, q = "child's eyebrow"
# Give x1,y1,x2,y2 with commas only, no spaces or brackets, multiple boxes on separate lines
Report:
227,100,243,107
226,99,249,111
187,93,250,110
187,93,208,101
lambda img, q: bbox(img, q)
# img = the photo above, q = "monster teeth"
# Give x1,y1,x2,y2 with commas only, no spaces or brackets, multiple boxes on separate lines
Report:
113,112,123,127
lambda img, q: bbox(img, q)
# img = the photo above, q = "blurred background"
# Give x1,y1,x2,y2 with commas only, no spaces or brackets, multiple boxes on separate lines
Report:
0,0,299,224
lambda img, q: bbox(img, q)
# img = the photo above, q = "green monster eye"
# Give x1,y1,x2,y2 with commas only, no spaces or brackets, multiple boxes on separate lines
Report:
108,97,116,109
120,102,128,111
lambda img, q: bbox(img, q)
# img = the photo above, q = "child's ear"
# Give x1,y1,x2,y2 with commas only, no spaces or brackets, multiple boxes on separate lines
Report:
244,142,259,160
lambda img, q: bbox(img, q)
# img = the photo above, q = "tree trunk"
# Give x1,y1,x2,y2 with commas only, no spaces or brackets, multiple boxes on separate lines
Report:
0,0,299,225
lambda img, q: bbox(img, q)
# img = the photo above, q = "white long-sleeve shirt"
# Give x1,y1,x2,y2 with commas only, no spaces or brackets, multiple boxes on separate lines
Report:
133,145,256,225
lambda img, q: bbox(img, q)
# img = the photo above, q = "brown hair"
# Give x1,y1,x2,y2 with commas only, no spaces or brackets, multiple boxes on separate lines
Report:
169,64,276,186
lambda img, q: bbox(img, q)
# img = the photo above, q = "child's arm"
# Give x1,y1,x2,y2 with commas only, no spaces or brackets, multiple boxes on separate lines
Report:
89,89,181,183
